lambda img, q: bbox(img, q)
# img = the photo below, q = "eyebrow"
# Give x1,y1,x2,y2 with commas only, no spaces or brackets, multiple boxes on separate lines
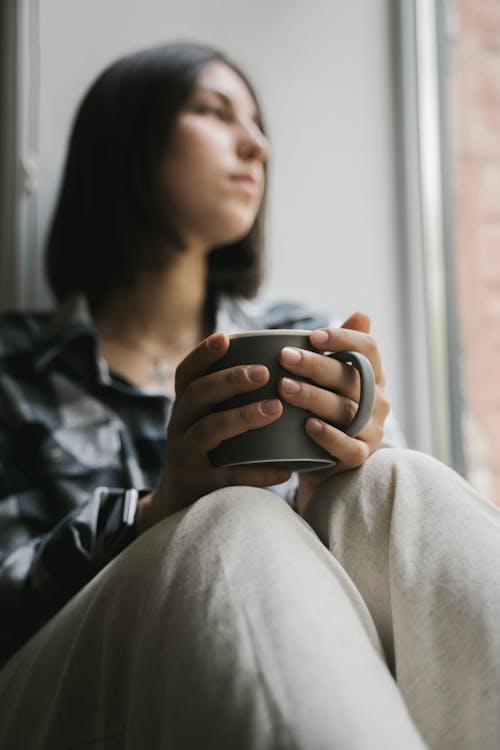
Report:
196,86,260,124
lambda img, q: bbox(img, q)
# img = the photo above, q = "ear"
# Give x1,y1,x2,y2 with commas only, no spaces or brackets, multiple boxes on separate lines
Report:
340,311,371,334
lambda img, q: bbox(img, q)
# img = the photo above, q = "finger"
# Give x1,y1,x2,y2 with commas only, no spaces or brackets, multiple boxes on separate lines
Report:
309,327,384,385
175,364,270,431
279,377,360,426
305,418,371,469
280,347,360,401
175,333,230,398
347,412,385,448
341,311,371,334
338,386,390,446
189,398,283,452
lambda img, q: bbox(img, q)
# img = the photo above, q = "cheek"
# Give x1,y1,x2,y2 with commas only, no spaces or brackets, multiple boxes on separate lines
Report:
168,122,228,176
161,132,231,219
159,120,262,240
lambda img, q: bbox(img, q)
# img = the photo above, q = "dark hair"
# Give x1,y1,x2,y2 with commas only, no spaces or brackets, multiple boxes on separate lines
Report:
45,42,267,314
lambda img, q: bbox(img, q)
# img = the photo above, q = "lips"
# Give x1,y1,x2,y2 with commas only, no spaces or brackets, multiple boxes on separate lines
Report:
230,172,261,194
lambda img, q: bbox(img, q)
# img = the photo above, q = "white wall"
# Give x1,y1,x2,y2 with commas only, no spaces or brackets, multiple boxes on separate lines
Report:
32,0,408,438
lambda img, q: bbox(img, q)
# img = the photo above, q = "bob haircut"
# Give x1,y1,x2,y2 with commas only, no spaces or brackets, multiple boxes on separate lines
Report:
45,42,267,314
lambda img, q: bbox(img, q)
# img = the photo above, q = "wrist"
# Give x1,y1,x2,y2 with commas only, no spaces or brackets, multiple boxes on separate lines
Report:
136,492,158,535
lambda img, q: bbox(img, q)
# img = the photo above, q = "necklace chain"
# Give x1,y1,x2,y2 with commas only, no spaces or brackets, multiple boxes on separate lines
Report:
99,331,192,387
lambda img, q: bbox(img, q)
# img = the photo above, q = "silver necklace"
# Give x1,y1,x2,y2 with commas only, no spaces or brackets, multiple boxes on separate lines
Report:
99,334,184,387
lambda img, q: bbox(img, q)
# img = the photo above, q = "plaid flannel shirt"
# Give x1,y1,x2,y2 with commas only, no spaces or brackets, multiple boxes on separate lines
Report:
0,293,329,666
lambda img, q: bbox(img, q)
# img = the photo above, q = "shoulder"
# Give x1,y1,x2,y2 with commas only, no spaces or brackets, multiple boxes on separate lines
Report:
0,311,53,362
0,311,56,426
253,299,331,331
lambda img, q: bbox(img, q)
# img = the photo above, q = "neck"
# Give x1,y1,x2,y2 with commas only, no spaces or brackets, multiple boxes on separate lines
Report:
95,249,209,352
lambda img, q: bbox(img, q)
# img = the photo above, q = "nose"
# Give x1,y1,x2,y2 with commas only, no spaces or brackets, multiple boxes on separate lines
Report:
236,119,270,163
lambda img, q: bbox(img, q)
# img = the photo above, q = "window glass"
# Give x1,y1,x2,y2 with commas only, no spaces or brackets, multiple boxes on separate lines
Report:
446,0,500,503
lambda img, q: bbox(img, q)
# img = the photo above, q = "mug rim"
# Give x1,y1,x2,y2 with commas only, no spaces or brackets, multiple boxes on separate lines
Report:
216,456,335,470
229,329,313,339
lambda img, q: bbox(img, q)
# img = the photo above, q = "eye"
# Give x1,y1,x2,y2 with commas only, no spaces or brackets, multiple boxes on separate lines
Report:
195,104,230,121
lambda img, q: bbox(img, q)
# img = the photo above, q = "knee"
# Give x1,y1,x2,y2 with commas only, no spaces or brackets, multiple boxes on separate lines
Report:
354,447,427,473
202,483,289,511
328,447,454,490
121,487,304,622
130,486,295,571
192,485,295,540
360,447,460,491
308,447,463,527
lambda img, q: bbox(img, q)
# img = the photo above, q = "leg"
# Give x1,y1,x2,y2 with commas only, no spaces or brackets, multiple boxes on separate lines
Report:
0,486,426,750
303,448,500,750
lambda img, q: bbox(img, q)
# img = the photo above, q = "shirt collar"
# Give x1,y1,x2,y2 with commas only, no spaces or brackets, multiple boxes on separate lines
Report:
31,292,286,379
213,293,262,333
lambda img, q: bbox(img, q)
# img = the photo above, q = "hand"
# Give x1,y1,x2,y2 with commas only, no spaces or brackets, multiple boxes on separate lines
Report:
137,332,291,532
277,312,390,514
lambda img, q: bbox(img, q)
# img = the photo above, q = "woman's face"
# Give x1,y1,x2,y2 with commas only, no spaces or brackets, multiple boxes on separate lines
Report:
160,60,269,250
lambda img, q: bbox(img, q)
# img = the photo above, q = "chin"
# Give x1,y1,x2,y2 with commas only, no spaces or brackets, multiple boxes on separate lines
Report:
210,228,252,250
212,212,258,246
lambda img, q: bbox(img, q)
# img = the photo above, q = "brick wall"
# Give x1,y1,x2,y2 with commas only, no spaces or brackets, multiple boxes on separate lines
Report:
450,0,500,503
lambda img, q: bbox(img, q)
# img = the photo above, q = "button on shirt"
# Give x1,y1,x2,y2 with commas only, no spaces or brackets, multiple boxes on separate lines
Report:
0,293,331,666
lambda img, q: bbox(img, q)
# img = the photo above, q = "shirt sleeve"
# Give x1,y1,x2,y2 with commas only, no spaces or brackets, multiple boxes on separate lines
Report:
0,419,142,666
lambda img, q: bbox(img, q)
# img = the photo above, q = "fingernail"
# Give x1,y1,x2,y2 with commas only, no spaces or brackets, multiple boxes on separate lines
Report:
281,377,301,394
307,418,323,434
261,399,281,415
310,329,329,344
281,347,302,364
247,365,268,383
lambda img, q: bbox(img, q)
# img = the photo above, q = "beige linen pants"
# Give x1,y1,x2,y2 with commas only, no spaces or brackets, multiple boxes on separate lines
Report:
1,448,500,750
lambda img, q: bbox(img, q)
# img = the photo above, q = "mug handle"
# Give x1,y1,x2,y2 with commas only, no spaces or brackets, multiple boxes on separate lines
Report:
327,351,376,437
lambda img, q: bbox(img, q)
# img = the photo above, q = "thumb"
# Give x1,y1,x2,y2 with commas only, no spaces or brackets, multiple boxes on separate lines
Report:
340,311,371,334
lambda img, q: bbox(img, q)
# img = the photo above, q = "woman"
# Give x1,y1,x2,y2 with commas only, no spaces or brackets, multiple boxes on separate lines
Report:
0,42,499,750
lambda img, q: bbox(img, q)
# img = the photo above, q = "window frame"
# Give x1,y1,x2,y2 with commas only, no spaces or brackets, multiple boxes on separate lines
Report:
395,0,465,473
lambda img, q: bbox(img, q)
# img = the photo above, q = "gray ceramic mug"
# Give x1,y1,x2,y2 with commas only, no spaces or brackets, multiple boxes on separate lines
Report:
208,329,376,471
